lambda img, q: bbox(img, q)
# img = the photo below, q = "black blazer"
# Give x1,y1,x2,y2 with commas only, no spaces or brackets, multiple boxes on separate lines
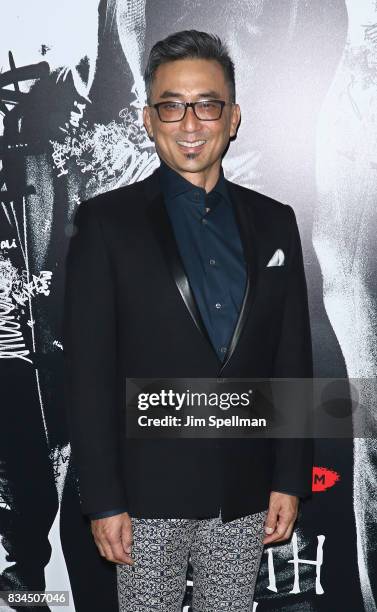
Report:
62,167,313,523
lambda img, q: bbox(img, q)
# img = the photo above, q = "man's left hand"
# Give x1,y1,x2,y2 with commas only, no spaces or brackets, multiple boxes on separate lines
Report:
263,491,299,545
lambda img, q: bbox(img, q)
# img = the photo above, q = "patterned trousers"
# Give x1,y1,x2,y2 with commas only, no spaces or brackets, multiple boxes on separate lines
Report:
116,509,268,612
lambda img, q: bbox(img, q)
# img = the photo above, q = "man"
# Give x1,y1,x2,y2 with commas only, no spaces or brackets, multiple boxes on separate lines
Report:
63,30,313,611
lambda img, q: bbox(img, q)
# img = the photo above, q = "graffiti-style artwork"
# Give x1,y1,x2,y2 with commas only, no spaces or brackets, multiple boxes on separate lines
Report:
50,105,157,192
0,2,154,610
50,0,158,194
0,253,52,362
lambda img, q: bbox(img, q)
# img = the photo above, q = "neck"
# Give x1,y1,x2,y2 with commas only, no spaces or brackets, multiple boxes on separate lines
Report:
162,159,221,193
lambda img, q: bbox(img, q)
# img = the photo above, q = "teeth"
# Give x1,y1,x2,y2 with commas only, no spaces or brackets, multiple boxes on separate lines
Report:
177,140,206,148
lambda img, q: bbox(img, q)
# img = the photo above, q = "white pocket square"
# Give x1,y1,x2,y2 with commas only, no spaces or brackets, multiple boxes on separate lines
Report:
266,248,285,267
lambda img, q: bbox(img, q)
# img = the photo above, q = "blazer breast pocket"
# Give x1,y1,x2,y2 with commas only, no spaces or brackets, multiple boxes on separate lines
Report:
258,262,287,300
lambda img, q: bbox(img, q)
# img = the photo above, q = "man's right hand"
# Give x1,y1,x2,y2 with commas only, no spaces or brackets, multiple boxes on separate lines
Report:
91,512,134,565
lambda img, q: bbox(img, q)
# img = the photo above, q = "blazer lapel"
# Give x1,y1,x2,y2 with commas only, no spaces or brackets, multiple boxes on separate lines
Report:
218,180,260,375
144,170,215,352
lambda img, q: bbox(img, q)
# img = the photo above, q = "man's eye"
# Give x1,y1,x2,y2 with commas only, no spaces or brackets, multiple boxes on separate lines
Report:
164,102,182,110
198,101,217,109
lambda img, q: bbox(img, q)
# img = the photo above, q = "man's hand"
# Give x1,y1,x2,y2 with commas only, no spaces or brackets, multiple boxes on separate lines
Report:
91,511,134,565
263,491,299,545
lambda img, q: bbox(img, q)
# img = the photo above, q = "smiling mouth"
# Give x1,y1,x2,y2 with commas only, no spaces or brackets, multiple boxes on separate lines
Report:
176,140,207,149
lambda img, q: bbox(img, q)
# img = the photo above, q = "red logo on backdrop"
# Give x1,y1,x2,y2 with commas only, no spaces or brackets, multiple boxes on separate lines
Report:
312,466,340,492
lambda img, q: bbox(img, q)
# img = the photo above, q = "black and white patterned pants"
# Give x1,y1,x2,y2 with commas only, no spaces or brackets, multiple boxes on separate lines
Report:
116,509,267,612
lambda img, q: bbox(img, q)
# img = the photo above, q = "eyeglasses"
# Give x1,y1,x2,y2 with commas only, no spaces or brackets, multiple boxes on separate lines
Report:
151,100,231,122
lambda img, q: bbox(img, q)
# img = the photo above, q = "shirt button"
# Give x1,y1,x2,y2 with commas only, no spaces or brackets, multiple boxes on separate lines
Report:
215,303,222,309
219,346,227,354
202,218,208,225
209,258,216,266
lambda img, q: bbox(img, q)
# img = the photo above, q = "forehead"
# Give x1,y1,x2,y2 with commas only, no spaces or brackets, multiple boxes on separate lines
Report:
152,58,229,99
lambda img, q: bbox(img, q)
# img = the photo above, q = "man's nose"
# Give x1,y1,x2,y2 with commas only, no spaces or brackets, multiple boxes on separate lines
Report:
180,105,202,131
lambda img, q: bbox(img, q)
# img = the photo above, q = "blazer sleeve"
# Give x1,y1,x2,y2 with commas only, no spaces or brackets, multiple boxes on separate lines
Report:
62,199,128,516
87,507,128,520
270,204,314,499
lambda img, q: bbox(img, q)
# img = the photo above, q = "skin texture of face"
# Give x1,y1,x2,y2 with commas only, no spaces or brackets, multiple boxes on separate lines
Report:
143,58,241,192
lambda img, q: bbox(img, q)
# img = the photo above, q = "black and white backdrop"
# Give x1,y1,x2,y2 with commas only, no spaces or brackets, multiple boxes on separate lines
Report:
1,1,376,610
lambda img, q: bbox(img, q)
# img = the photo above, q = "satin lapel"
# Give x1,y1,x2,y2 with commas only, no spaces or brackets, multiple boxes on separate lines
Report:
144,170,215,351
218,180,259,375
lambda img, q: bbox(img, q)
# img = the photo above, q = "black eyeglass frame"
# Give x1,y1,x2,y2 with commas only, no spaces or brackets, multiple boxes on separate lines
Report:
150,99,232,122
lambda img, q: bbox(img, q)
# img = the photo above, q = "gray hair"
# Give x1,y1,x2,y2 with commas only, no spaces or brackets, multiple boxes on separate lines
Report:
144,30,236,105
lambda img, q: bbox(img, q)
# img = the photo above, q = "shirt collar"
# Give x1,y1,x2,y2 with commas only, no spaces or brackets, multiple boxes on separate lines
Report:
157,158,229,204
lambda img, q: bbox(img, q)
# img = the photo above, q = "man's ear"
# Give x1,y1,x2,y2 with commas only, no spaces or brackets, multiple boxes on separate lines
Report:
230,103,241,139
143,106,154,140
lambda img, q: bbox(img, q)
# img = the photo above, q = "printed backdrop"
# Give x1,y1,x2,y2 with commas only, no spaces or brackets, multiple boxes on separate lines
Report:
0,1,376,611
